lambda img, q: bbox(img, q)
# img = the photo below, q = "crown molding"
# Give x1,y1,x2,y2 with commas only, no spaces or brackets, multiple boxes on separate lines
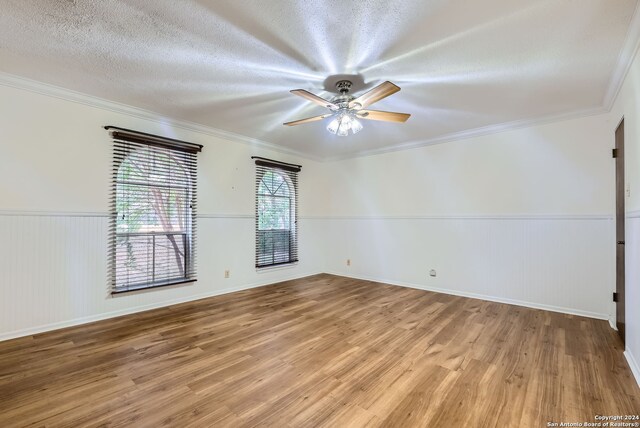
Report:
0,71,616,163
0,72,322,162
604,1,640,111
323,105,608,161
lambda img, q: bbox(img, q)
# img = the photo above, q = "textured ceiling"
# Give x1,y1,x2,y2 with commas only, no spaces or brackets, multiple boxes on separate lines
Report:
0,0,637,159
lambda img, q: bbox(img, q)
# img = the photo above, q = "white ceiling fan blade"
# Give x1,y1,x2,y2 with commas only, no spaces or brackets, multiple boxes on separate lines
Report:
284,113,332,126
349,81,400,109
290,89,338,110
357,109,411,123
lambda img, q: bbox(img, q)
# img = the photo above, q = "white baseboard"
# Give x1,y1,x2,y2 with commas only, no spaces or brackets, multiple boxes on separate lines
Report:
0,271,322,342
609,318,618,331
0,270,612,342
325,271,610,321
624,350,640,388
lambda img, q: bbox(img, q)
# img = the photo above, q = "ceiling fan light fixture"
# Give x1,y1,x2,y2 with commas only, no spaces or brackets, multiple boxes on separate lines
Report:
327,112,361,136
327,117,340,134
351,118,363,134
337,115,350,136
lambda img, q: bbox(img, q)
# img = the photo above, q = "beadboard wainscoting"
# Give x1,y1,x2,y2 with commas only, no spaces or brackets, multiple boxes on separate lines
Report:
323,215,614,320
0,212,619,341
626,211,640,386
0,212,326,340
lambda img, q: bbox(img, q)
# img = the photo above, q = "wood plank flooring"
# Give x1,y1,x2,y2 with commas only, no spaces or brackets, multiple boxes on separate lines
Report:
0,274,638,427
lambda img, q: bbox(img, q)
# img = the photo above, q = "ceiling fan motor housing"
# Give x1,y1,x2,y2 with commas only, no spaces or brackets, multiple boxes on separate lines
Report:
332,80,356,108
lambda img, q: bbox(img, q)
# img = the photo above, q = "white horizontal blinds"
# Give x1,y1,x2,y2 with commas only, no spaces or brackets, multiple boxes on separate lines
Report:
107,126,202,293
254,157,301,268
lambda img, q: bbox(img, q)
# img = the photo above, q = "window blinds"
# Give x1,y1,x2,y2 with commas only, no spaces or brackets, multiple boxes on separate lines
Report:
253,157,300,268
106,126,202,293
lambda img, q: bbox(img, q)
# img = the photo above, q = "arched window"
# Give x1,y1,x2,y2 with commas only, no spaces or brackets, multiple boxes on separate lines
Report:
108,127,201,292
254,158,300,268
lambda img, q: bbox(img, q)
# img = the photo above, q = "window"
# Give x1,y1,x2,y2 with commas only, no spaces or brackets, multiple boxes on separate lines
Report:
107,126,202,293
253,157,300,268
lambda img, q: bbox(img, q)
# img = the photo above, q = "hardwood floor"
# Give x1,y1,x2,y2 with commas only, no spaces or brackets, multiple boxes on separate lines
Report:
0,274,638,427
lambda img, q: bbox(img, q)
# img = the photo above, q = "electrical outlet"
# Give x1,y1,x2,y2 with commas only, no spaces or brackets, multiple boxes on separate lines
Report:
429,269,437,277
224,270,230,278
347,259,351,266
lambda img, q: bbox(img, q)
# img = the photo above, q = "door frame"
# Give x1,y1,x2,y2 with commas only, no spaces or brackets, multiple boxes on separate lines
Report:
615,116,625,344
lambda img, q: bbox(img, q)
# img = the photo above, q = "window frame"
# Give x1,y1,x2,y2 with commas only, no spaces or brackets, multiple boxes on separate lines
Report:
107,126,202,294
253,157,300,269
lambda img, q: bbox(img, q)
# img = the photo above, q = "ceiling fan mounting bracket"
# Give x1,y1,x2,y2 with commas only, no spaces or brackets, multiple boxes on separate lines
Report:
335,80,352,94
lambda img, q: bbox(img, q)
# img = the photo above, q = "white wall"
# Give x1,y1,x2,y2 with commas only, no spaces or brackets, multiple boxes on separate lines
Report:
609,44,640,385
0,82,328,340
321,115,614,217
320,115,616,321
0,73,627,360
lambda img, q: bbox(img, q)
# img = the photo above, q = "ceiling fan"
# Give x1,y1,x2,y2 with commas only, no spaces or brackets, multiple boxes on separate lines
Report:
284,80,411,136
